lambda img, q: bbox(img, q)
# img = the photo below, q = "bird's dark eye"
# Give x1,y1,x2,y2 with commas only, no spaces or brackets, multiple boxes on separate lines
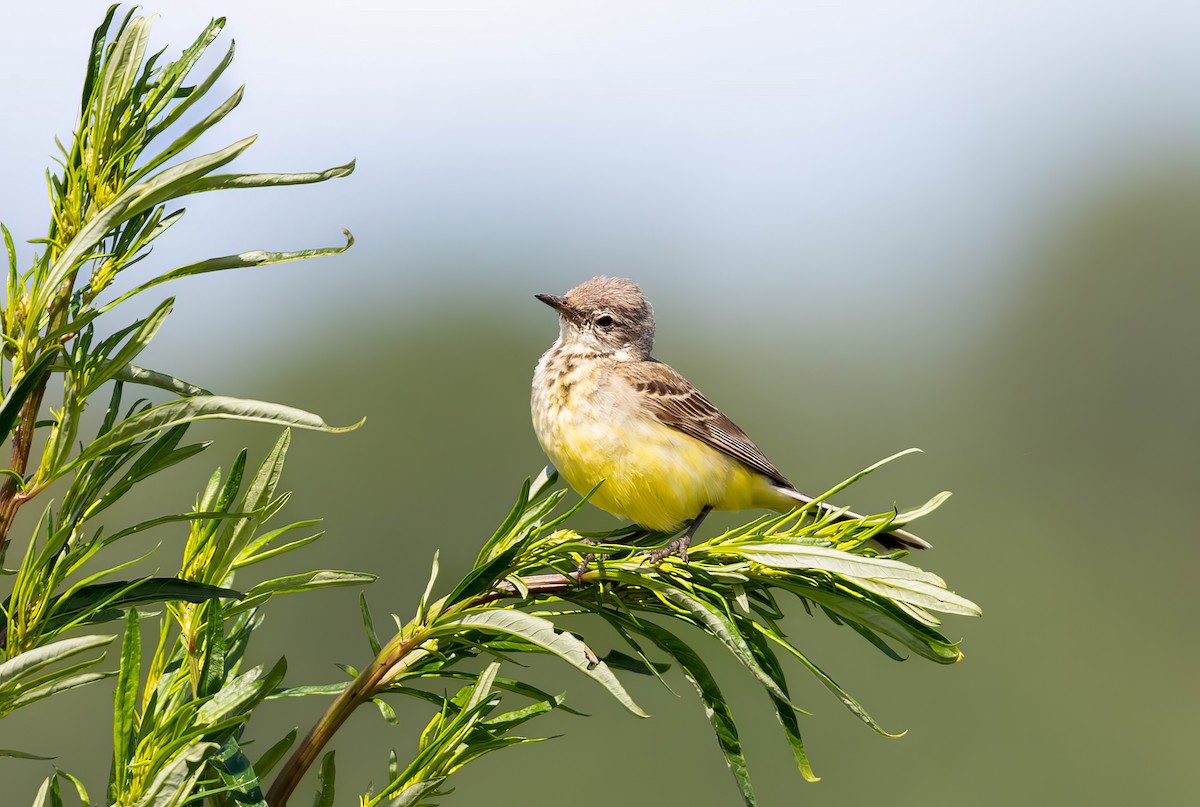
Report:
595,315,615,328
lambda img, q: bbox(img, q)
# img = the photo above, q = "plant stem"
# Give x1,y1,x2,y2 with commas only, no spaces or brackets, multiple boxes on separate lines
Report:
266,634,417,806
265,570,586,806
0,373,49,559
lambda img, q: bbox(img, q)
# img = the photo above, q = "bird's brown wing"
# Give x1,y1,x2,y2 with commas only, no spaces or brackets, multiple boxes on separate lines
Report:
619,359,792,488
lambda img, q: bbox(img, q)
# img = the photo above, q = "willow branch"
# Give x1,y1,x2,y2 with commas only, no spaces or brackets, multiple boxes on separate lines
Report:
265,570,587,806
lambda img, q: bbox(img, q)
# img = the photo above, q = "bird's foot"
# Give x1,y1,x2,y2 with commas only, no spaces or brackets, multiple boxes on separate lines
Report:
575,538,606,576
646,506,710,564
648,534,691,564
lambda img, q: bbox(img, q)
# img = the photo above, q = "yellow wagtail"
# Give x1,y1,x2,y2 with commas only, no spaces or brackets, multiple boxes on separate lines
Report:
531,276,931,560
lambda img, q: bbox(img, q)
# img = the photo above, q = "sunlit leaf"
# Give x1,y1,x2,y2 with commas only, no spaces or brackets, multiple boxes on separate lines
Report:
434,609,649,717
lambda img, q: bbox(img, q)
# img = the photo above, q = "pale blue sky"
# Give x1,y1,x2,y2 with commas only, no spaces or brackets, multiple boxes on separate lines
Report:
3,1,1200,375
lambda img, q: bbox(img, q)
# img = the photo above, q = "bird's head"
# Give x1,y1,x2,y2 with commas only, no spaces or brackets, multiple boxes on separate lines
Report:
536,276,656,360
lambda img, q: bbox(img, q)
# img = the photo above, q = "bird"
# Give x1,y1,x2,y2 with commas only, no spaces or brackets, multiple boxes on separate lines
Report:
530,276,930,560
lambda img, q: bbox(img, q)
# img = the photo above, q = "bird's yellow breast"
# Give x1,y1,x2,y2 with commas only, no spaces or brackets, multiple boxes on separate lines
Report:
532,348,777,531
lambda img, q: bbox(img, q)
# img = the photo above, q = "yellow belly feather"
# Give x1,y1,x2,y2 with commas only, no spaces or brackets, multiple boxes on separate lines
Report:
533,347,790,532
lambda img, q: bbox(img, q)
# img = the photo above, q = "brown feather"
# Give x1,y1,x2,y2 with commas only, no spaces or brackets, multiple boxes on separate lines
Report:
617,360,793,488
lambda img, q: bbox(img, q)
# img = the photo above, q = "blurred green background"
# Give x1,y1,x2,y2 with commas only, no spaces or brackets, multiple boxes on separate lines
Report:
3,2,1199,805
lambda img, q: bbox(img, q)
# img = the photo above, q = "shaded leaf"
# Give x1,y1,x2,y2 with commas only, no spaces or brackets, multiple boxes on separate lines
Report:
434,609,648,717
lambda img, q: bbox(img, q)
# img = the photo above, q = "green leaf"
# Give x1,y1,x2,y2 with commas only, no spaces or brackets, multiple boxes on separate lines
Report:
401,671,589,717
134,82,243,182
0,748,55,760
268,682,347,699
739,626,820,782
601,648,671,676
23,578,241,636
312,751,336,807
235,570,376,603
0,634,113,686
131,742,218,807
614,614,757,804
731,543,945,583
114,363,211,396
198,601,227,699
101,230,355,311
252,729,297,779
799,586,963,663
180,160,355,195
362,592,383,655
211,734,267,807
81,297,173,395
33,136,259,318
753,623,901,738
0,350,57,442
68,395,363,471
197,658,286,725
112,610,140,782
619,575,792,706
383,778,444,807
11,670,115,708
433,609,648,717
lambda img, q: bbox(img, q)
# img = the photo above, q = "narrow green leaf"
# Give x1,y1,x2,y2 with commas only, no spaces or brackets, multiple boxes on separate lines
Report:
198,602,226,699
894,490,953,525
198,658,286,725
180,160,355,195
33,136,258,318
312,751,336,807
211,734,267,807
730,543,947,585
114,363,211,396
113,610,140,785
434,609,648,717
799,587,963,663
0,634,114,686
384,779,444,807
131,742,218,807
601,649,671,676
755,623,901,738
416,551,439,625
268,682,347,699
135,84,244,182
68,395,363,470
239,570,376,600
82,297,174,395
28,578,240,636
361,592,382,655
624,576,791,705
79,4,120,117
101,230,355,311
739,626,820,782
0,350,57,442
12,670,115,708
373,697,399,725
0,748,55,760
617,615,757,804
252,729,297,779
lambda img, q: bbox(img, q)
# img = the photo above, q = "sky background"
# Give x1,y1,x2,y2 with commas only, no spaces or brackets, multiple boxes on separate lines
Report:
2,2,1199,806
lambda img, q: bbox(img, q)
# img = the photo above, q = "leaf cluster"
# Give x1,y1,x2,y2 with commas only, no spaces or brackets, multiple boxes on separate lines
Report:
0,6,361,805
266,457,979,807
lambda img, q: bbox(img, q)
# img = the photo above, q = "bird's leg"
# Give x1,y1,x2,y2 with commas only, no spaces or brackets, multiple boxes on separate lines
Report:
576,527,655,575
576,537,599,576
649,506,712,563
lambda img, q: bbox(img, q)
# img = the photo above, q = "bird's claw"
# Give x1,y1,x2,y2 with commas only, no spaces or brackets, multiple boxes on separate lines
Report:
648,535,690,564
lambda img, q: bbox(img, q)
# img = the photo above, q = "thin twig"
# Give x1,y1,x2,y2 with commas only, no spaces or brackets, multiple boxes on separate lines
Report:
265,570,588,806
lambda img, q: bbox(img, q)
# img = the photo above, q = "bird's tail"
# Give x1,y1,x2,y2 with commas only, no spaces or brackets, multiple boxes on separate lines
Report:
771,486,932,551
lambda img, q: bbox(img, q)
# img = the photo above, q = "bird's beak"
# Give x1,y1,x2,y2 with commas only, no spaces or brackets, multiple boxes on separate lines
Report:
535,293,576,320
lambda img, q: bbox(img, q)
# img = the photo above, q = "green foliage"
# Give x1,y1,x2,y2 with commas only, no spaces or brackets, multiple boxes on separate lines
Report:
263,457,978,807
5,7,980,807
1,5,363,805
